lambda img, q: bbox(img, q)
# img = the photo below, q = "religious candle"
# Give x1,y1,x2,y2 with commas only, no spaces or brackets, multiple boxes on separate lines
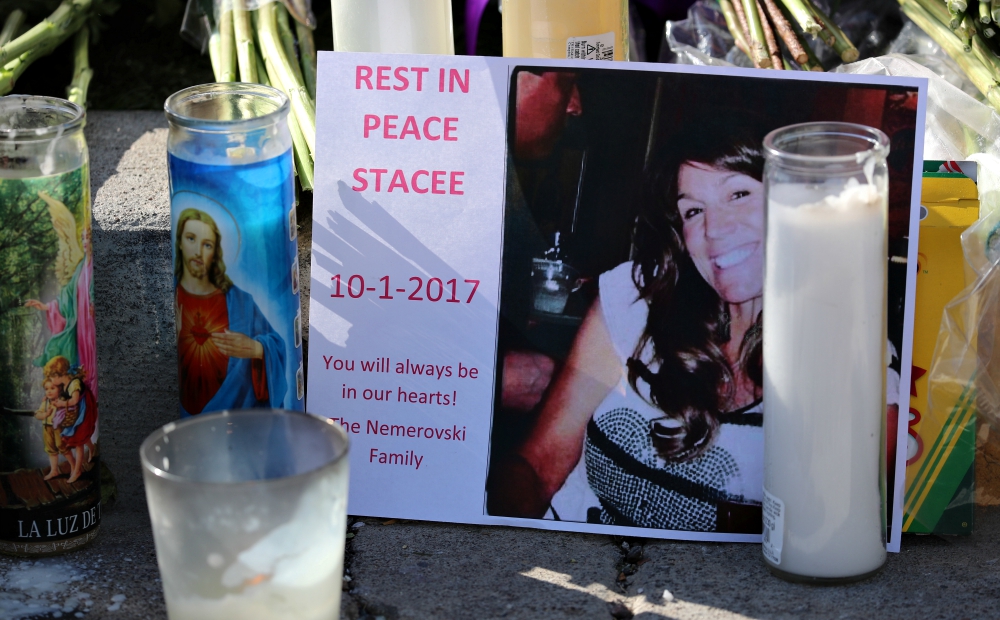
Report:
165,83,304,417
141,409,350,620
0,96,101,556
331,0,455,54
501,0,628,60
761,123,889,582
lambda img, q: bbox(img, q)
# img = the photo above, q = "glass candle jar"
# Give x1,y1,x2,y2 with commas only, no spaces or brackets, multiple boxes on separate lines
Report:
331,0,455,54
141,409,350,620
0,95,101,557
165,83,304,417
501,0,628,60
761,122,889,583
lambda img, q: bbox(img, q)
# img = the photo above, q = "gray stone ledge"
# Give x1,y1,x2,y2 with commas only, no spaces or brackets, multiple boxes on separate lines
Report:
1,110,996,620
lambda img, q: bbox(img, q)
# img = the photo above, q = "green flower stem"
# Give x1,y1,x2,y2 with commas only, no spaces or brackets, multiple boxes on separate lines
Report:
756,0,783,69
772,0,823,70
285,0,313,28
217,8,237,82
993,0,1000,23
913,0,955,24
255,47,270,87
208,29,222,80
288,111,314,190
962,14,977,50
948,0,969,11
730,0,752,45
0,8,87,95
0,10,26,46
948,4,963,29
781,0,824,39
973,31,1000,75
275,4,304,86
295,20,317,99
0,0,91,65
0,39,70,96
982,1,993,22
719,0,751,57
800,37,824,70
762,0,807,64
902,0,1000,109
804,0,859,61
66,26,92,106
258,2,315,156
232,0,258,83
739,0,771,67
254,40,313,191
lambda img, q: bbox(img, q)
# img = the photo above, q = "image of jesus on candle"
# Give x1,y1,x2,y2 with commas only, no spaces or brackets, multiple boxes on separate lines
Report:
174,203,287,416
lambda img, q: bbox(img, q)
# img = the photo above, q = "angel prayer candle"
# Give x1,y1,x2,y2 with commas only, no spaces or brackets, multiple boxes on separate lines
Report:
761,123,889,582
0,96,102,557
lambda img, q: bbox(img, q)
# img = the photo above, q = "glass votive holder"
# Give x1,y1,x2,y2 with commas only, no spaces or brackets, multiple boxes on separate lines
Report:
531,258,578,315
141,409,349,619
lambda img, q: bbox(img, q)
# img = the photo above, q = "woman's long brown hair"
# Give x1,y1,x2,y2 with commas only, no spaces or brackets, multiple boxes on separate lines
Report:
628,118,765,462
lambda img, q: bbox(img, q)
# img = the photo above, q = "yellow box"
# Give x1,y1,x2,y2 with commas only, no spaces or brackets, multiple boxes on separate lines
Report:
903,163,978,535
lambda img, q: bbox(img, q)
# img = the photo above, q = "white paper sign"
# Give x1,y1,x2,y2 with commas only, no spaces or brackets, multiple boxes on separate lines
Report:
309,53,926,549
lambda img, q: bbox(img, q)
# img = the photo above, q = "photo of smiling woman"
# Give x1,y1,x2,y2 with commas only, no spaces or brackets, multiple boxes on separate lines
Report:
489,116,766,533
486,68,919,538
473,65,929,550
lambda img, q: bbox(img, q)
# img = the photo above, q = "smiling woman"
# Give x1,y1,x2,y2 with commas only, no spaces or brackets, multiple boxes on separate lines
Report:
488,117,768,533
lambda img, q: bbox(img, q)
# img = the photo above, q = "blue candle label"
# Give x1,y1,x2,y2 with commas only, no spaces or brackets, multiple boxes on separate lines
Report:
169,152,304,416
0,165,102,555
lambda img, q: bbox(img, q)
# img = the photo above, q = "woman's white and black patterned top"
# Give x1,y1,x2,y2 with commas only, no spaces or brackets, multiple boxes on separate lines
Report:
547,262,763,531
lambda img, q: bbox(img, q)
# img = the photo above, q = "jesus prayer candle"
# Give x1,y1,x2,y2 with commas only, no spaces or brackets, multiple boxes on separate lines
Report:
165,83,305,418
761,123,889,582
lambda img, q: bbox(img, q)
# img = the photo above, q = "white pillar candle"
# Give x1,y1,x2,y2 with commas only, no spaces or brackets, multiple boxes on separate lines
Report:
332,0,455,54
762,179,887,580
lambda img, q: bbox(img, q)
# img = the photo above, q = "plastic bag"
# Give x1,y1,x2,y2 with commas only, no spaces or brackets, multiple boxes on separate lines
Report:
837,54,1000,163
838,51,1000,510
661,0,903,70
660,1,751,67
181,0,315,52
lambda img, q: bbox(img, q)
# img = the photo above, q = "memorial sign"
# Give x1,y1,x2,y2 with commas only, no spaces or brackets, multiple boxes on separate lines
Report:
308,53,926,549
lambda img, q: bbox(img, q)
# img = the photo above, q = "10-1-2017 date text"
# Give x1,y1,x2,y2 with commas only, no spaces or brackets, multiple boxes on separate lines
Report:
331,275,480,303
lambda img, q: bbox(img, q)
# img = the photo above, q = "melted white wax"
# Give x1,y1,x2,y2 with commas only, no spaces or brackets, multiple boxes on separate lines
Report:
0,559,91,619
164,480,345,620
763,179,888,578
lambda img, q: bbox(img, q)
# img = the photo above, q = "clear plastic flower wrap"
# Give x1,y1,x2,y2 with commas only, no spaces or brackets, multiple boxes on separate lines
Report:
839,52,1000,510
661,0,903,70
181,0,315,53
178,0,318,191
